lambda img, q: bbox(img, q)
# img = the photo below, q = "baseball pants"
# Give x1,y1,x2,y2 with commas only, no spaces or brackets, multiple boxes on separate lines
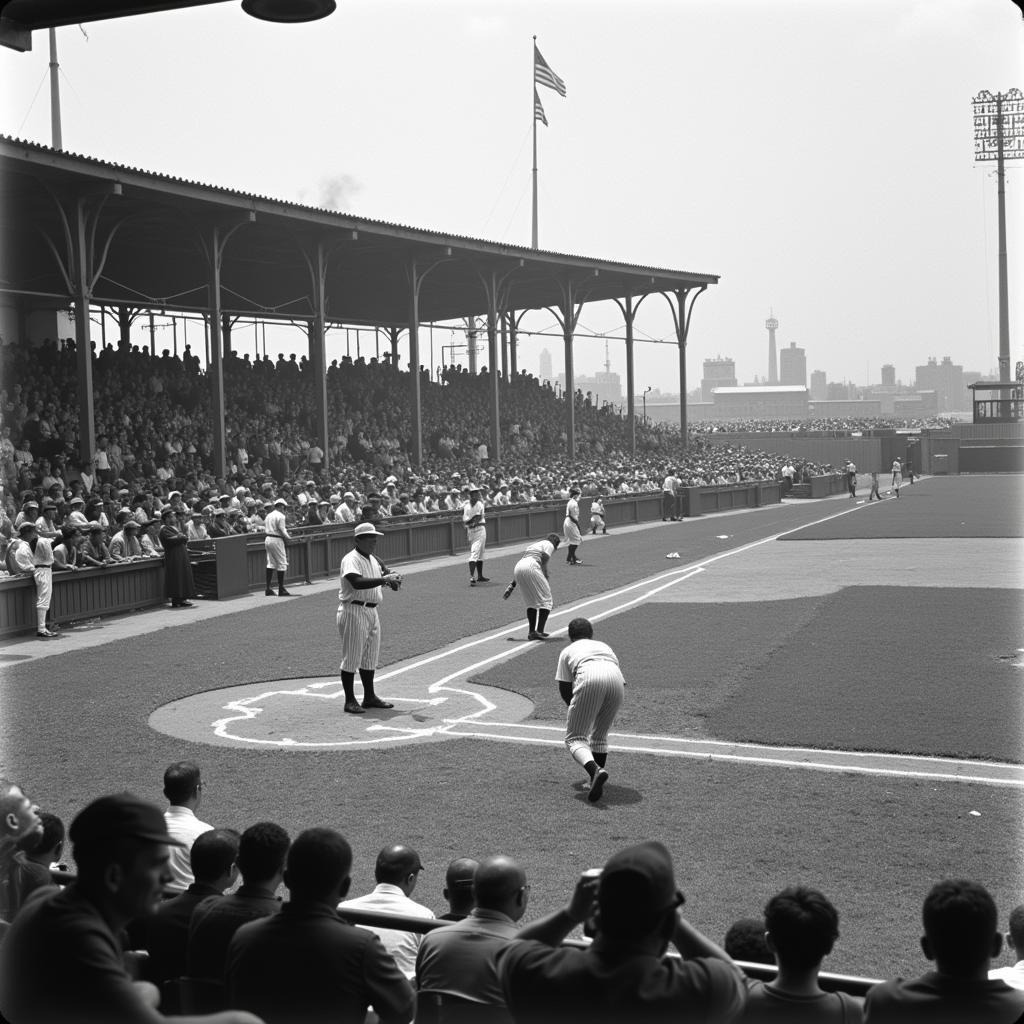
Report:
33,566,52,611
337,604,381,672
513,558,552,610
563,518,582,545
467,526,486,563
265,537,288,571
565,663,625,757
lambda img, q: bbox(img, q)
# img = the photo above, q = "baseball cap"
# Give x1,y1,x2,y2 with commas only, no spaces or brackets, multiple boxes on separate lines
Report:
354,522,384,538
598,841,684,929
69,793,187,851
274,498,287,507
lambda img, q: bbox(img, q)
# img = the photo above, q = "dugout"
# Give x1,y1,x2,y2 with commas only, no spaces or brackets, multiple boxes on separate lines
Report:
0,135,718,471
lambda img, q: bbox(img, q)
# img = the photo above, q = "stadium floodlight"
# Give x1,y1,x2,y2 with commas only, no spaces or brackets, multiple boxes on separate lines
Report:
0,0,336,52
973,88,1024,383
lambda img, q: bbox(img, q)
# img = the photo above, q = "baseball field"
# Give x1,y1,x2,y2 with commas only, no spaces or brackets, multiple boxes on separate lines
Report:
1,473,1021,981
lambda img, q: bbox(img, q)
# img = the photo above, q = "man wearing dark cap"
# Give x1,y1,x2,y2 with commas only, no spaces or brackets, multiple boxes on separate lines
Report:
159,506,196,608
338,843,435,979
498,840,747,1022
462,484,489,585
439,856,479,921
6,520,58,637
0,793,262,1024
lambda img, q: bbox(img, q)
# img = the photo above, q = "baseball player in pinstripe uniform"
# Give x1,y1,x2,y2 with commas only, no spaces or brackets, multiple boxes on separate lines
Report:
506,533,562,640
463,485,489,585
555,617,626,802
337,522,402,715
563,487,583,565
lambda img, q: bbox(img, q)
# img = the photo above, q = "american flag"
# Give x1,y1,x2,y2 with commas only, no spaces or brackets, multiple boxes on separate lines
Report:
534,44,566,97
534,88,548,126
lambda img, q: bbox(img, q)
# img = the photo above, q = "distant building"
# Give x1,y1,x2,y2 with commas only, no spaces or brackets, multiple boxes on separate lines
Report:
559,371,622,408
711,385,808,419
779,342,807,387
539,348,553,384
810,369,827,402
881,363,896,387
915,356,966,413
701,356,737,402
827,380,858,401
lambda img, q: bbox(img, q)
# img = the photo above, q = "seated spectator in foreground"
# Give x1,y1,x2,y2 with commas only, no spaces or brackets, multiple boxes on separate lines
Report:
128,828,240,986
416,854,529,1022
724,916,772,965
439,855,479,921
989,904,1024,990
187,821,289,981
163,760,214,894
740,886,862,1022
0,792,262,1024
226,827,414,1024
2,811,64,920
109,518,145,560
0,778,44,921
498,840,747,1023
864,879,1024,1022
338,843,435,979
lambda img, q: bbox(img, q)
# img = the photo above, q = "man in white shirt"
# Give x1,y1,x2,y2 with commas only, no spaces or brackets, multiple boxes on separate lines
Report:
661,469,681,521
339,844,435,979
990,905,1024,991
162,760,214,895
263,498,292,597
8,522,58,638
462,485,488,586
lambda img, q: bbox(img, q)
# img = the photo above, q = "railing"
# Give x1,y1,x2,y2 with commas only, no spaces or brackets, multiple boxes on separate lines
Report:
0,486,780,637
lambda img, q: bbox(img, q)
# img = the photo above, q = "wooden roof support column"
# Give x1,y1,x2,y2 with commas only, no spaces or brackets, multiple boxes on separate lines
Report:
661,284,708,450
611,292,649,459
308,241,329,479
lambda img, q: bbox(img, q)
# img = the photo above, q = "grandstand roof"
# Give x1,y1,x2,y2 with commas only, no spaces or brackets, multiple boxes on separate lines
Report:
0,136,719,326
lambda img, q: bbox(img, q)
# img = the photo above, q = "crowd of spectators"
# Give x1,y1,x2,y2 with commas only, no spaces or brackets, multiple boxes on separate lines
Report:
2,770,1023,1023
1,338,844,572
692,416,957,434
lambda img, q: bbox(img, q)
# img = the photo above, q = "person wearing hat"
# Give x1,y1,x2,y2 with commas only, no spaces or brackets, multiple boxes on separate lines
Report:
52,525,83,572
0,793,263,1024
505,533,562,641
335,491,357,525
444,488,463,513
207,508,231,539
564,487,584,566
159,507,196,609
187,507,210,543
497,841,746,1022
82,522,115,566
462,485,489,586
109,518,144,560
6,521,59,638
263,498,292,597
336,522,400,714
33,499,60,540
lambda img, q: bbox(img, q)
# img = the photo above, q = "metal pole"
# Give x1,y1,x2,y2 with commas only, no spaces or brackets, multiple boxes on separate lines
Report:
531,35,538,249
148,311,155,356
996,92,1010,382
48,28,62,150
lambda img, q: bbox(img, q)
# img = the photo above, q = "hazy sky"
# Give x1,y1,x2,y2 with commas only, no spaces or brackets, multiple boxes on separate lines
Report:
2,0,1022,394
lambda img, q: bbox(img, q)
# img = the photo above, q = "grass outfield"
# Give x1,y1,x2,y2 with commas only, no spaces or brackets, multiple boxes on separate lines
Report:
2,485,1022,980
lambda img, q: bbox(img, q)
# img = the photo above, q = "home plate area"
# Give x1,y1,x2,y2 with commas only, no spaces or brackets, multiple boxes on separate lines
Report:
149,675,535,749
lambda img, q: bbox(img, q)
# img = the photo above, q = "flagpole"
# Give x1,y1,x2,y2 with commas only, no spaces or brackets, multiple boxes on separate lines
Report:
531,35,539,249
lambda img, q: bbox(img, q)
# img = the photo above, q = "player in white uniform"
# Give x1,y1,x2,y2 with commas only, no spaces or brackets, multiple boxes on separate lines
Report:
891,459,903,498
555,618,626,803
9,522,58,638
507,533,562,640
563,487,583,565
589,497,608,535
263,497,292,596
337,522,402,714
462,485,489,586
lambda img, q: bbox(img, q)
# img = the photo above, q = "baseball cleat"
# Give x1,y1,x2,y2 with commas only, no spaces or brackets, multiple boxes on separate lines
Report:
588,769,609,803
265,589,275,596
36,629,59,638
343,701,366,715
361,697,394,710
476,576,490,583
527,631,543,641
536,631,550,639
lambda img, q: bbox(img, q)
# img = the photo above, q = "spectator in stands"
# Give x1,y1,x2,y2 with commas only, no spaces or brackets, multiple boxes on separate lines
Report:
498,840,747,1022
187,821,289,981
0,792,262,1024
864,879,1024,1021
338,843,435,979
110,518,145,559
226,827,414,1024
52,525,83,571
439,856,479,921
129,828,240,987
2,811,64,921
724,916,772,965
0,778,44,921
740,886,862,1021
417,854,530,1021
163,760,214,894
990,905,1024,991
85,522,116,564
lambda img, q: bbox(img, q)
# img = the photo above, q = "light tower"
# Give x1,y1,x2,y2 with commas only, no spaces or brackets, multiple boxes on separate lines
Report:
765,312,779,384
